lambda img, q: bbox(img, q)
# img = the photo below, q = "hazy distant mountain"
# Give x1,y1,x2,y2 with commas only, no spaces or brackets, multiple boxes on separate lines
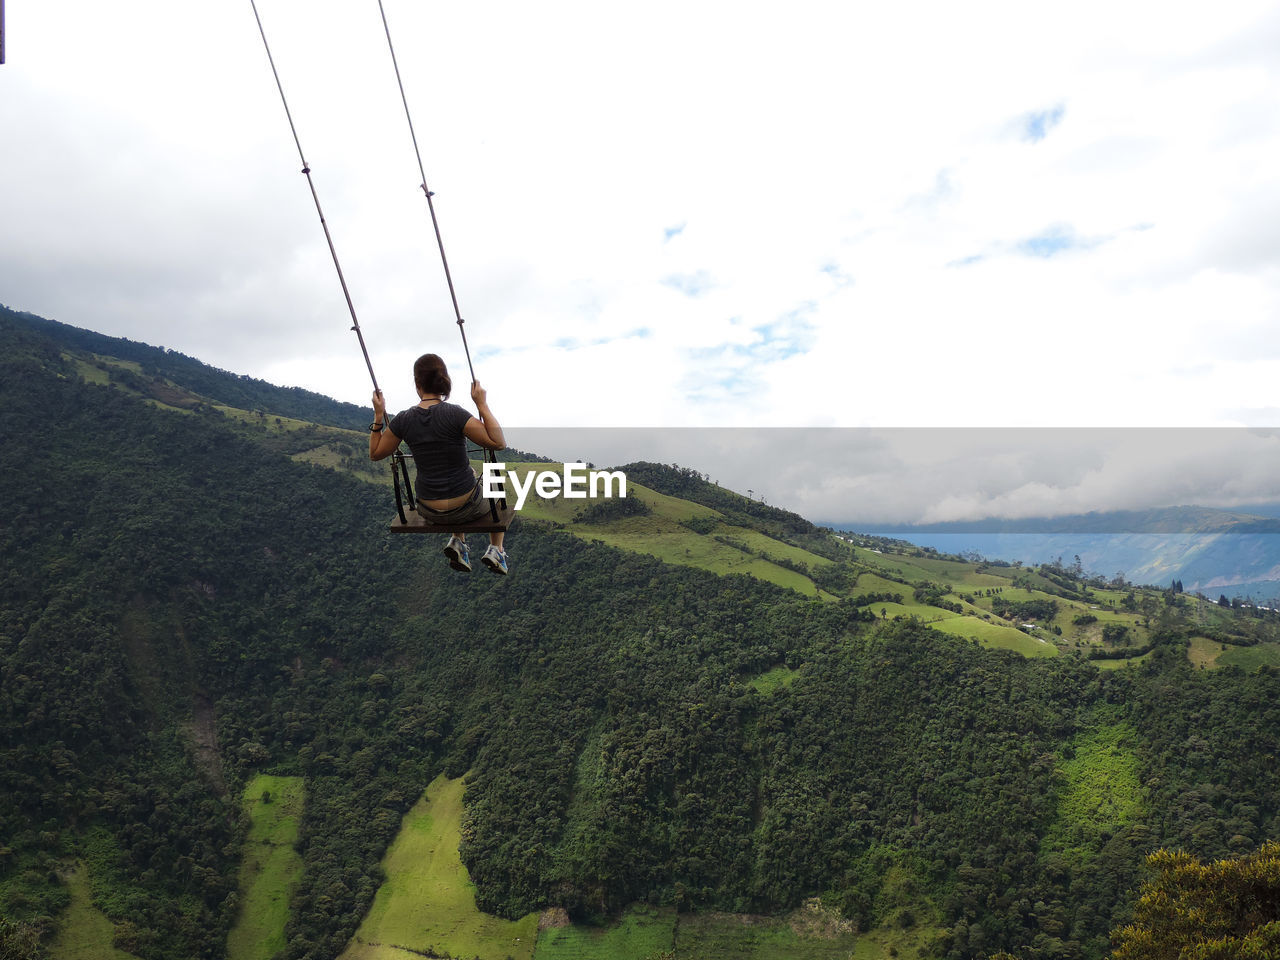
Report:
854,506,1280,599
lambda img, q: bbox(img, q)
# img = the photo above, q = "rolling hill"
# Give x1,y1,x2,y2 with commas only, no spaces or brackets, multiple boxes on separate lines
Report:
4,304,1280,960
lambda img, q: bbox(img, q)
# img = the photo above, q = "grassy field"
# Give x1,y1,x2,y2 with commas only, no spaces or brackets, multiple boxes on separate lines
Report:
849,573,972,622
746,666,801,694
1187,634,1222,668
674,912,857,960
1094,651,1154,670
227,774,306,960
47,863,137,960
515,469,827,596
849,551,1009,592
67,354,113,386
534,904,942,960
673,906,944,960
1217,641,1280,671
1043,722,1144,861
534,905,676,960
341,774,539,960
580,518,821,596
849,573,921,608
928,616,1059,657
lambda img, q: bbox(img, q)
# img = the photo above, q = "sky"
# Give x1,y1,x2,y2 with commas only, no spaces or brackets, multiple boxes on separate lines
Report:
3,1,1280,520
517,427,1280,525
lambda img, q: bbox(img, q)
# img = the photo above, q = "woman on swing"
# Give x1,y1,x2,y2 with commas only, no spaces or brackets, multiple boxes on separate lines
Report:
370,353,508,574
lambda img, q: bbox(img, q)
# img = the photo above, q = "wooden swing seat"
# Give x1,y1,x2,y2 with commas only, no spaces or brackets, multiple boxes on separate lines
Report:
389,501,515,534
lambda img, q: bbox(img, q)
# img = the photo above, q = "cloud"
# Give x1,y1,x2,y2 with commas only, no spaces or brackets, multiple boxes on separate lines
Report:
661,271,717,298
1015,224,1100,258
1019,104,1066,143
2,0,1279,435
513,427,1280,527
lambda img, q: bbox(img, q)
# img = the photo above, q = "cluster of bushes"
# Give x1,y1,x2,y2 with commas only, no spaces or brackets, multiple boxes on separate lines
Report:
990,597,1059,622
574,493,652,524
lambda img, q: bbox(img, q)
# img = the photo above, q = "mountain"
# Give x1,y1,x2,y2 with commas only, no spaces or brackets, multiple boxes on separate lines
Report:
861,507,1280,602
4,304,1280,960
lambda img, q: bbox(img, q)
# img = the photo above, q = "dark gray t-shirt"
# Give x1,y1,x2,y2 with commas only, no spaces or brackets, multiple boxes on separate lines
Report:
388,402,475,500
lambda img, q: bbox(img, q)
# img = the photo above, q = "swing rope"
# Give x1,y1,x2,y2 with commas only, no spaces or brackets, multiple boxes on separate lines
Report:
374,0,507,528
249,0,383,396
375,0,478,384
250,1,507,528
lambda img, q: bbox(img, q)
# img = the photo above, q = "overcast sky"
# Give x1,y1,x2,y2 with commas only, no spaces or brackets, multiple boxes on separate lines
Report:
514,427,1280,524
4,1,1280,517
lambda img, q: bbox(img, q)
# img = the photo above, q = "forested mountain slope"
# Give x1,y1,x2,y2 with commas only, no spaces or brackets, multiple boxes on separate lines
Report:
3,306,370,430
3,307,1280,960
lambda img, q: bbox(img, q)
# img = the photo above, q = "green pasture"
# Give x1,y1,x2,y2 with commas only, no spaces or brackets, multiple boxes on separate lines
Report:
866,602,924,621
1062,611,1149,650
1177,634,1280,670
1043,722,1145,862
292,443,348,470
537,904,941,960
849,574,965,621
1187,634,1222,669
849,573,915,606
67,355,112,386
709,522,837,572
674,906,946,960
504,468,713,525
341,774,538,960
746,666,801,694
928,616,1059,658
79,353,144,376
1093,652,1153,670
627,483,722,522
555,723,607,876
534,905,675,960
983,586,1042,604
581,520,820,595
1217,641,1280,671
48,863,137,960
845,551,949,587
674,912,857,960
213,403,314,432
874,553,1010,591
515,470,828,596
227,774,305,960
1088,588,1135,608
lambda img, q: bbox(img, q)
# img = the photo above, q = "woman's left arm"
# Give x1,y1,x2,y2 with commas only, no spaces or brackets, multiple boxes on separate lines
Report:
463,381,506,450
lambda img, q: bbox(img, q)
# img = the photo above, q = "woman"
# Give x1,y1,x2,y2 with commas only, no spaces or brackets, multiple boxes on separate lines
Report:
370,353,508,574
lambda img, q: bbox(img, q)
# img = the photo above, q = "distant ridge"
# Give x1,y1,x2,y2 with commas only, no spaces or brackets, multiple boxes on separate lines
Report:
841,505,1280,599
858,506,1280,535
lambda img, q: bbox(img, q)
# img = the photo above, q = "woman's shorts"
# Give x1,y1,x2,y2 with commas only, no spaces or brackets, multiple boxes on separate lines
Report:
416,479,496,525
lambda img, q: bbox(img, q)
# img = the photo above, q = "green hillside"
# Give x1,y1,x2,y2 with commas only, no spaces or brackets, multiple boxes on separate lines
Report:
4,305,1280,960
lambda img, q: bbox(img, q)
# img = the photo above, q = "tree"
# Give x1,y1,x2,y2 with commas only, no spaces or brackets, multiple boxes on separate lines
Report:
0,918,47,960
1112,843,1280,959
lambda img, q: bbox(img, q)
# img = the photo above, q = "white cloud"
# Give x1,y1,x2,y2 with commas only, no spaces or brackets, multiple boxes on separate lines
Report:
2,0,1278,438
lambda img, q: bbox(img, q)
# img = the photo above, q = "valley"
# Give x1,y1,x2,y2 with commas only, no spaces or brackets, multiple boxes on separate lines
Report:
4,306,1280,960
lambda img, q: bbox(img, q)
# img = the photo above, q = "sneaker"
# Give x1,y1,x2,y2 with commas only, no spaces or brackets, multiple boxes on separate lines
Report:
480,544,508,575
443,536,471,572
